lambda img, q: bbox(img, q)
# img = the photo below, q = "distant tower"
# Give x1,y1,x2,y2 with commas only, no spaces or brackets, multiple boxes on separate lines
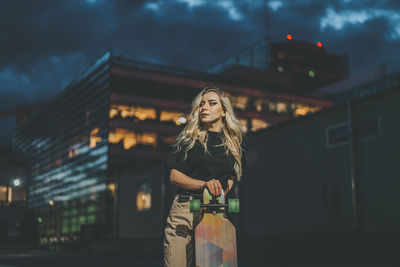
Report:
264,0,271,41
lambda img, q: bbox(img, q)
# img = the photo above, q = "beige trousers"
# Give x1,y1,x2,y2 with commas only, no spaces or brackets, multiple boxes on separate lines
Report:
164,195,202,267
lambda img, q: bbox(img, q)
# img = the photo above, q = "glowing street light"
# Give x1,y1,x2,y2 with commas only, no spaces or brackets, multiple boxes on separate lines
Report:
12,178,21,187
176,117,187,126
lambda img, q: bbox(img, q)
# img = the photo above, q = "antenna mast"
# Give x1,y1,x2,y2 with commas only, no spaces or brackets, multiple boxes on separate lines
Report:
264,0,271,41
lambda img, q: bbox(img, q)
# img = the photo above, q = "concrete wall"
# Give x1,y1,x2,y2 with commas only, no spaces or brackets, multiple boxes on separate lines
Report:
118,164,167,239
241,88,400,235
352,88,400,231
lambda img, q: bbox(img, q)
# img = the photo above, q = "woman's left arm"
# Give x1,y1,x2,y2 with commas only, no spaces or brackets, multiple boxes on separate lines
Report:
225,175,235,194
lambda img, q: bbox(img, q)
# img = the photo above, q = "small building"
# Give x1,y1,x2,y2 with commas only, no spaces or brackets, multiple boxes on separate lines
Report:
208,37,349,94
242,85,400,236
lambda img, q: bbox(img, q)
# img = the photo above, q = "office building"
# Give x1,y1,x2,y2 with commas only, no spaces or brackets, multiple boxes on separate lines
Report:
13,51,331,242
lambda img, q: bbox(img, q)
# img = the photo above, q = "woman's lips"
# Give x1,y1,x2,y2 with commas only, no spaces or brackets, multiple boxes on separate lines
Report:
201,114,209,117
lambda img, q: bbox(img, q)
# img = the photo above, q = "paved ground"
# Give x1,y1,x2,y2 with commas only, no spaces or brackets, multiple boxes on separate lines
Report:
1,233,399,267
0,250,163,267
0,250,399,267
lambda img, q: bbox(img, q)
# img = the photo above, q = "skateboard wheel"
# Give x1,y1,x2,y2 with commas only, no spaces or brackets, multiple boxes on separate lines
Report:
228,199,240,213
190,199,201,212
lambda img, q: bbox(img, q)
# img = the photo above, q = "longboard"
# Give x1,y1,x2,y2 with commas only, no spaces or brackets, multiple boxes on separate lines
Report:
190,189,239,267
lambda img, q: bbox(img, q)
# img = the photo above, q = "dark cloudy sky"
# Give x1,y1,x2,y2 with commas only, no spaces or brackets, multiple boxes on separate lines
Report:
1,0,399,145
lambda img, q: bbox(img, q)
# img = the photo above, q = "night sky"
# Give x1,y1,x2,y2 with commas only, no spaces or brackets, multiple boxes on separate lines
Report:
1,0,399,145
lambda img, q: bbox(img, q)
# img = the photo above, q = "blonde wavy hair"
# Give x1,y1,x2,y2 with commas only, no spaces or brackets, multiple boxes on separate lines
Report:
172,86,244,181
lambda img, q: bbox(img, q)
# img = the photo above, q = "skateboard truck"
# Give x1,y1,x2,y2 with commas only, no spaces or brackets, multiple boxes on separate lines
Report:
190,190,239,213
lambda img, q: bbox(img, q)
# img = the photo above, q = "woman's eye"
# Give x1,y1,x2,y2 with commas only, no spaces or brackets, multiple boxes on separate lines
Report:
210,102,216,106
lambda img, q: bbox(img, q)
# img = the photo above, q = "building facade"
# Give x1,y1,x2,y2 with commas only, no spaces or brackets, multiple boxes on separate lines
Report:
241,86,400,236
14,51,331,243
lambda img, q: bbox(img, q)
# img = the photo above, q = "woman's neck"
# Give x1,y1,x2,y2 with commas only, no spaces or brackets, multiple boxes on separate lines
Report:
205,123,222,132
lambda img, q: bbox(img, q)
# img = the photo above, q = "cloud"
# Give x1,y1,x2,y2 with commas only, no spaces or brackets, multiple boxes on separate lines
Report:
321,7,400,39
268,1,283,11
178,0,206,9
1,0,400,144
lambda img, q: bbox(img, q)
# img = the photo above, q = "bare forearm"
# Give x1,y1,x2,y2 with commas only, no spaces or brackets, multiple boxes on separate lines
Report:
170,169,205,190
226,176,234,193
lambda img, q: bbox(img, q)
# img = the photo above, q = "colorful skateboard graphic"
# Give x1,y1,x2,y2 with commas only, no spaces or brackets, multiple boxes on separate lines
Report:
190,189,240,267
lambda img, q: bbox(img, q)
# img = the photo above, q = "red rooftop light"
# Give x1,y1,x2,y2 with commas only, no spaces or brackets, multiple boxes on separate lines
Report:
286,34,293,40
317,42,323,47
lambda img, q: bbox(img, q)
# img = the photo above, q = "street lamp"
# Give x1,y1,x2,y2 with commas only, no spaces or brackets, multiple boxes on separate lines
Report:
12,178,21,187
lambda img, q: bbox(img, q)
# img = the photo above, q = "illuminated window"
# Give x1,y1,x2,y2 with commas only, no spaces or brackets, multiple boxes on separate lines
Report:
69,141,80,159
108,129,157,149
231,95,248,110
0,186,13,205
87,214,96,224
69,216,79,233
276,102,288,114
160,111,187,126
68,135,90,158
119,105,135,118
136,181,152,212
90,128,102,148
79,216,86,228
268,102,277,112
0,186,7,202
254,98,272,112
239,119,248,134
139,132,157,147
107,183,116,198
62,219,69,234
293,105,311,117
109,128,136,149
109,106,119,119
251,119,270,132
291,103,322,117
135,107,157,121
109,104,157,121
310,106,321,113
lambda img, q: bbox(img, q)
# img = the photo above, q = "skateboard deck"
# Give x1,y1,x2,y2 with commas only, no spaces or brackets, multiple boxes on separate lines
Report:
194,189,238,267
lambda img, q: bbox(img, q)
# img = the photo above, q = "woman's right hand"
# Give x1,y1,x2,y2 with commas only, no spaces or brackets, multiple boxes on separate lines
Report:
205,179,222,196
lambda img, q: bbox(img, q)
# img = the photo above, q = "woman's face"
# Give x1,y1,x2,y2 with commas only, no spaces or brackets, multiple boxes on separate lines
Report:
199,91,225,129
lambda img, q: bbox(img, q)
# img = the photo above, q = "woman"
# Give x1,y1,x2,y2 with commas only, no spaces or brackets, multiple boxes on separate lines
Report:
164,86,246,267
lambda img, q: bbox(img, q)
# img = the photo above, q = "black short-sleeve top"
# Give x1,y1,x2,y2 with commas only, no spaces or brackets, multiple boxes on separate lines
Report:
166,130,246,195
